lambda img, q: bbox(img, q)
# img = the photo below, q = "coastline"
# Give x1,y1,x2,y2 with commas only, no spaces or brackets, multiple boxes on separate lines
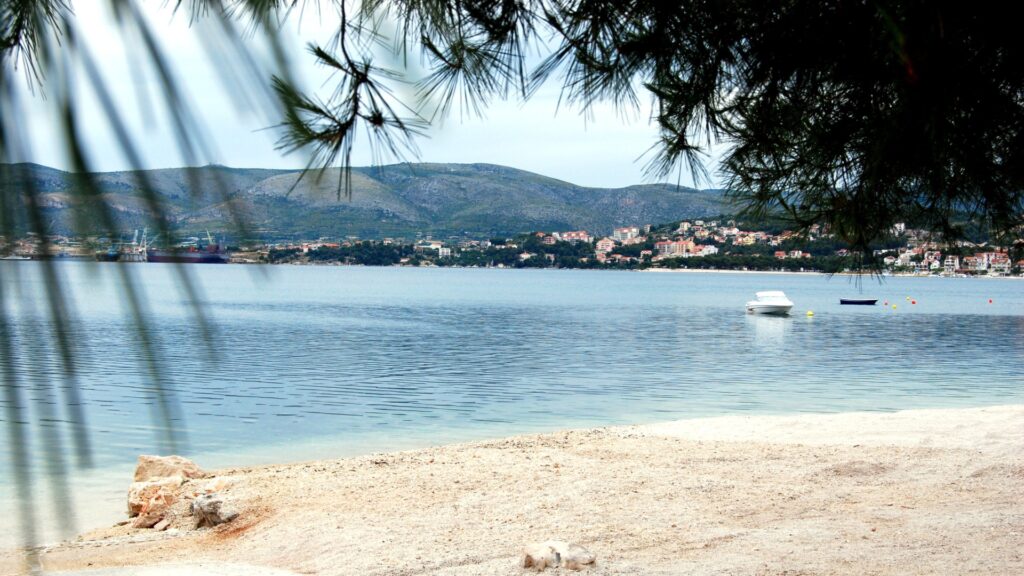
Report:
640,267,826,276
7,404,1022,575
639,267,1024,279
262,260,1024,278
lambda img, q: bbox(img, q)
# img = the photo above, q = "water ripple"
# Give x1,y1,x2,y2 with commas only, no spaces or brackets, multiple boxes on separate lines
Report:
2,264,1022,478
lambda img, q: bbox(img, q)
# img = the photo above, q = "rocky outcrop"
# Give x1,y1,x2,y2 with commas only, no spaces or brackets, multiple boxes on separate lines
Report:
131,510,166,529
127,476,182,517
124,455,233,532
133,455,207,483
522,541,596,571
191,493,239,528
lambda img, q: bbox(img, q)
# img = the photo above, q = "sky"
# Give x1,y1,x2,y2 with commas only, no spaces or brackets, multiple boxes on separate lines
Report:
13,2,725,189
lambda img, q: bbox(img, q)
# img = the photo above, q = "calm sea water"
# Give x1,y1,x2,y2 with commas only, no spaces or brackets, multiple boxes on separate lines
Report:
1,262,1022,543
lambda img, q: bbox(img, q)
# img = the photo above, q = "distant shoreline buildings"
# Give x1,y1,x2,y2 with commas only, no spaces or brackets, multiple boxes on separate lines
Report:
3,219,1022,276
257,219,1023,276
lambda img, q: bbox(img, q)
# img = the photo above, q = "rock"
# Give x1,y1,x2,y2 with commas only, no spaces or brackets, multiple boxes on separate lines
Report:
522,541,595,571
557,542,597,571
131,512,164,529
522,543,558,571
191,493,239,528
133,455,206,483
127,455,206,524
153,518,171,532
186,477,234,498
127,477,182,517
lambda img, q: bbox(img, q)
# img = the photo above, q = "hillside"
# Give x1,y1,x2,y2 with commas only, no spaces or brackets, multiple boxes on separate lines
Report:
0,162,728,240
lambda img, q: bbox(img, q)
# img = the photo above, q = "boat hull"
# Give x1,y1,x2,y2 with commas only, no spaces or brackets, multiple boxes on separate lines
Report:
147,250,229,264
745,303,793,315
840,299,877,305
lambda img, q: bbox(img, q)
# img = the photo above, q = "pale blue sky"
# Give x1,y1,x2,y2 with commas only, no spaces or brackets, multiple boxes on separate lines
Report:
15,3,725,188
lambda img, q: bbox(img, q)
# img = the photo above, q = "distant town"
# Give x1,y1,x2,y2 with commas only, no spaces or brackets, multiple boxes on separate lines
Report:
3,218,1022,276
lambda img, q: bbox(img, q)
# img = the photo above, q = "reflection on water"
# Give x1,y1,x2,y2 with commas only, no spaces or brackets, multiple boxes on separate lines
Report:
2,264,1023,492
748,314,790,348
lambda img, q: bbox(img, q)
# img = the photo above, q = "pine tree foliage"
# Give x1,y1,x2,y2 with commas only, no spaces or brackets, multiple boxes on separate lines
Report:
4,1,1023,249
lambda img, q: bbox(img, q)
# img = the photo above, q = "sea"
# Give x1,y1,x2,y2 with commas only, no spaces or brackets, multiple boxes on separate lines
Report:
1,261,1022,546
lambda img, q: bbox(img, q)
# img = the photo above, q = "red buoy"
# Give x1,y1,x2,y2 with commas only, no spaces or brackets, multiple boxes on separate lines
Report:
911,300,916,305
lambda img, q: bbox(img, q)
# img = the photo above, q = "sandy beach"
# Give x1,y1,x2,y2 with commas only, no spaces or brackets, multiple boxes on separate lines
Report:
4,404,1022,575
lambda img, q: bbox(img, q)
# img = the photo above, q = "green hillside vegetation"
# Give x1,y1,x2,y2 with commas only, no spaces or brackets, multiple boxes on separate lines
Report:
0,163,726,241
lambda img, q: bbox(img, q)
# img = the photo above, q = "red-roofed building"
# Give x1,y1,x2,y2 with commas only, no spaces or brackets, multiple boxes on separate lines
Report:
655,240,696,257
557,231,592,243
990,254,1011,275
595,237,616,253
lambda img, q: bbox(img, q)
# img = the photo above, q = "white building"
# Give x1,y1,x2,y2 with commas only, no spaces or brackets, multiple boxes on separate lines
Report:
991,255,1011,275
612,226,640,242
943,255,959,275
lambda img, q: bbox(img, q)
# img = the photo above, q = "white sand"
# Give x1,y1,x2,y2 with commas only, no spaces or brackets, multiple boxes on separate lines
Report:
639,404,1024,455
4,404,1021,576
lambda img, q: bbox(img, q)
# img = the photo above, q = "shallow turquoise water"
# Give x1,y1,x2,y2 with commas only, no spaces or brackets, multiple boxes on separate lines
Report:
2,262,1023,477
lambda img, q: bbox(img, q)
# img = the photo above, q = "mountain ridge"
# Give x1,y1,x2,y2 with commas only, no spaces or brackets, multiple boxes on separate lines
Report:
0,162,729,240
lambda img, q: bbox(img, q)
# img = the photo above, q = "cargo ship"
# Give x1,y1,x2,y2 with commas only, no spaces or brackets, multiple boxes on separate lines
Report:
95,229,157,262
147,242,229,264
145,230,230,264
96,245,122,262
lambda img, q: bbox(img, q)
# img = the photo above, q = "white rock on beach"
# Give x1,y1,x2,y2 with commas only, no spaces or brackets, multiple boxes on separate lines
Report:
188,477,235,498
134,455,207,483
126,455,207,529
131,511,166,529
127,477,182,518
192,493,239,528
522,541,596,571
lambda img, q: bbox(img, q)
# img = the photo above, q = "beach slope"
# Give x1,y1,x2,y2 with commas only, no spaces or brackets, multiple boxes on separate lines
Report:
8,405,1023,575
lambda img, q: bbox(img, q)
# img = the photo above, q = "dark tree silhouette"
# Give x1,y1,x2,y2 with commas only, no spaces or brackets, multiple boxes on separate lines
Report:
3,2,1023,249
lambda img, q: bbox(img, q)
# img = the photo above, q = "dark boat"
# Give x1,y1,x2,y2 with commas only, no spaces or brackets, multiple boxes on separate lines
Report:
840,298,878,305
145,230,229,263
95,245,121,262
147,243,229,264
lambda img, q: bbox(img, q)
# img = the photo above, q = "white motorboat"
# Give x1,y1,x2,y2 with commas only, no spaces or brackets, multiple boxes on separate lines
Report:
745,291,794,315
